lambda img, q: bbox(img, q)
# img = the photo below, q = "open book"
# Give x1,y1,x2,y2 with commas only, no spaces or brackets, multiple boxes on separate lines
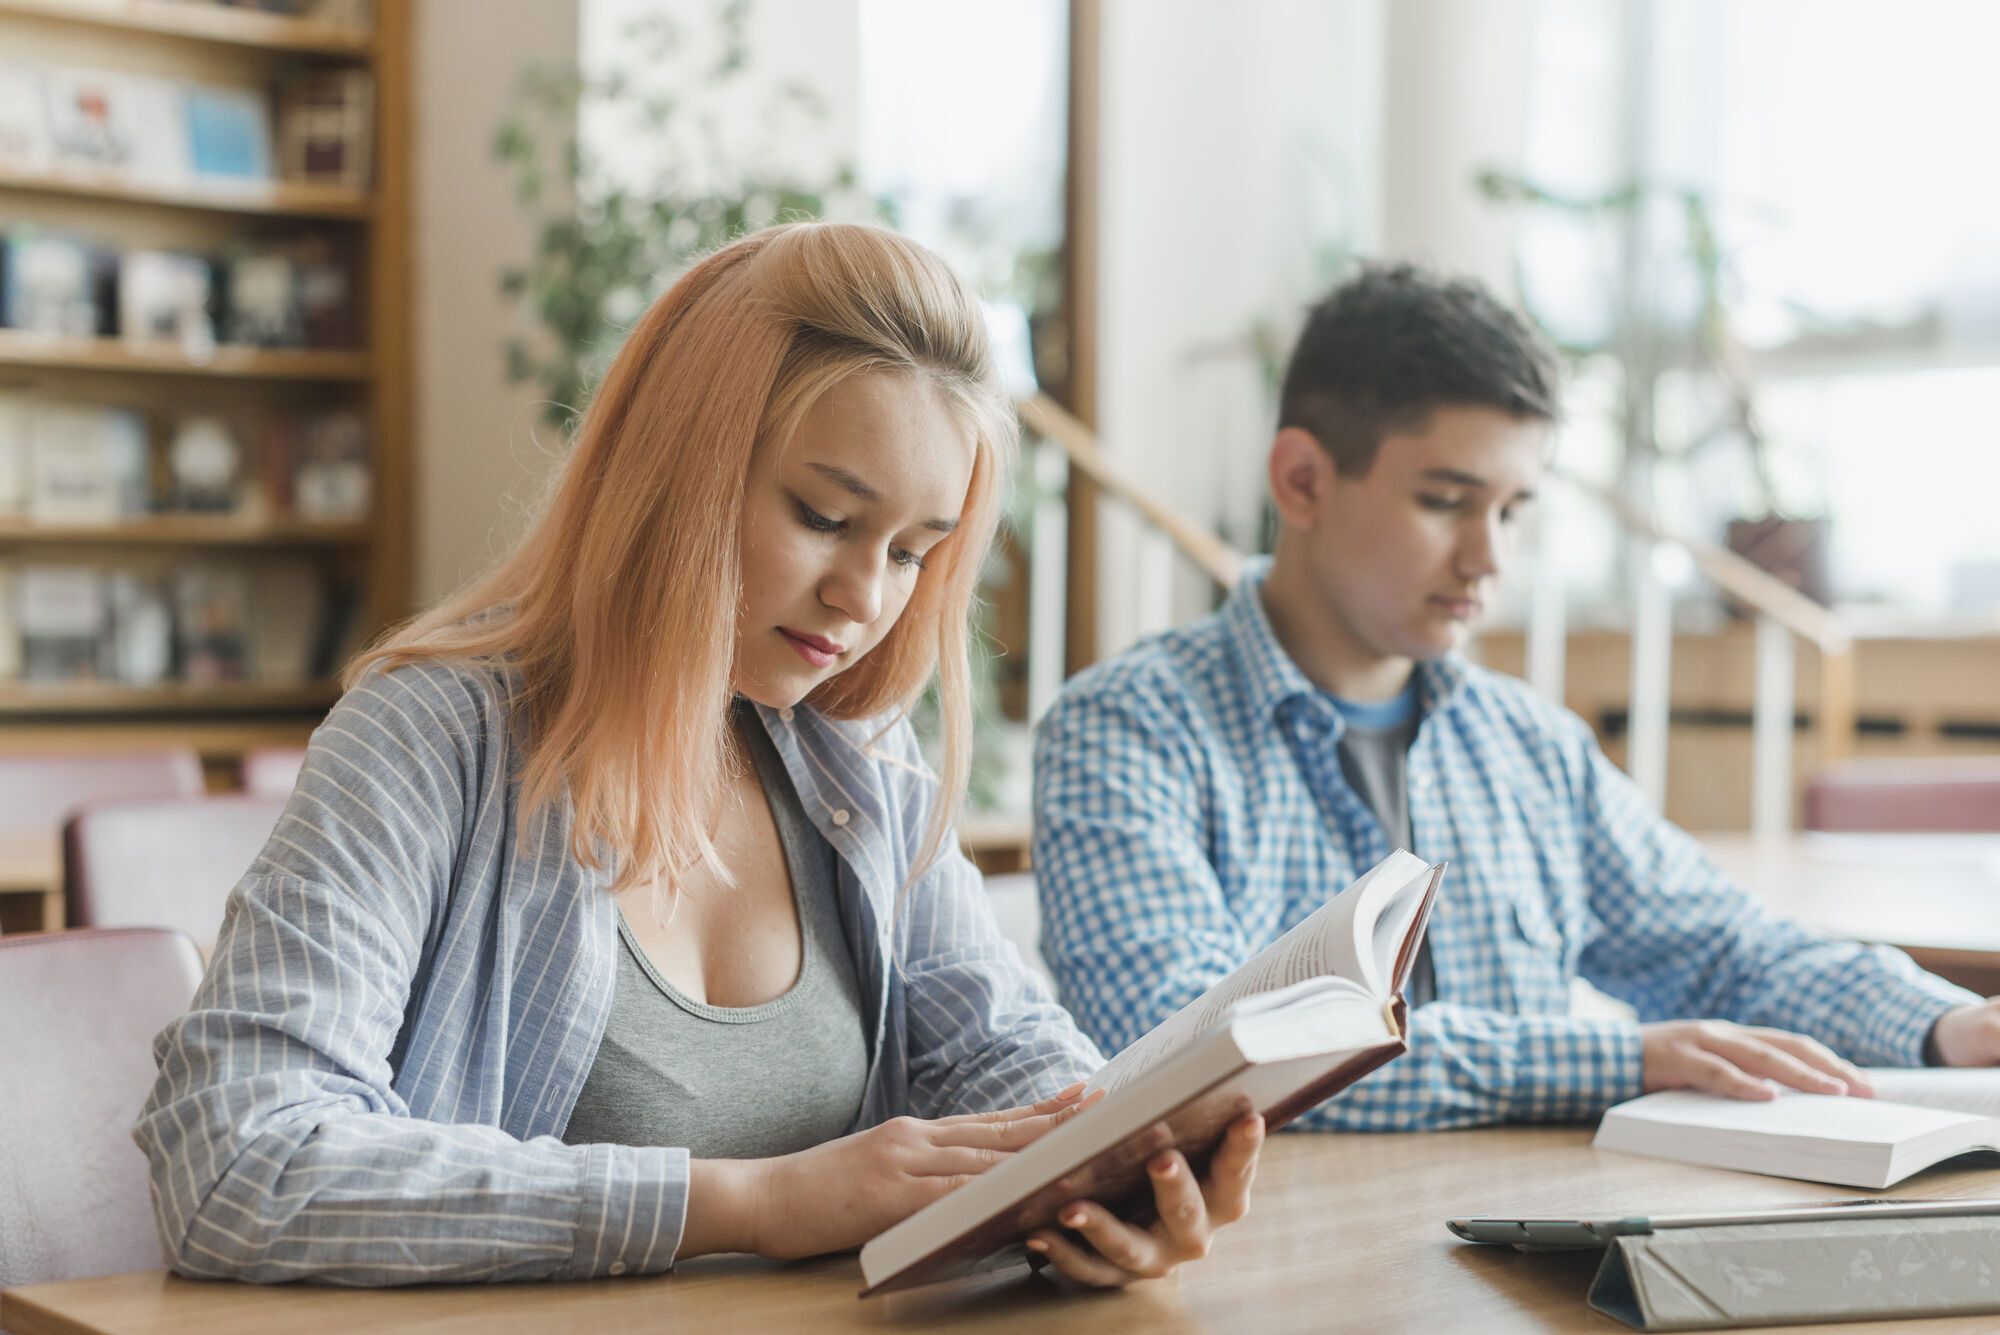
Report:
1593,1069,2000,1189
859,848,1446,1296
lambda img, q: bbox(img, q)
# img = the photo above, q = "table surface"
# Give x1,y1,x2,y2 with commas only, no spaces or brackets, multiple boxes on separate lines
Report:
10,1126,2000,1335
1701,832,2000,958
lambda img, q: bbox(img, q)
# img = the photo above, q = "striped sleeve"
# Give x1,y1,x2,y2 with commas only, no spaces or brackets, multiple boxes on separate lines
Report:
131,665,687,1284
861,717,1101,1118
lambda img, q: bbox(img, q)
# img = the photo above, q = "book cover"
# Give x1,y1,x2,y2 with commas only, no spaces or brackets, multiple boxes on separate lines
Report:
0,64,50,170
42,67,188,184
107,570,172,686
293,409,369,519
119,249,216,348
277,67,373,189
0,391,30,516
167,415,246,513
17,564,107,682
28,403,150,523
1,226,112,336
250,560,323,682
184,83,274,181
175,565,253,683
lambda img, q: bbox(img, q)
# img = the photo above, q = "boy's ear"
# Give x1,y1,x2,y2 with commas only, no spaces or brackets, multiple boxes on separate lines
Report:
1268,427,1335,532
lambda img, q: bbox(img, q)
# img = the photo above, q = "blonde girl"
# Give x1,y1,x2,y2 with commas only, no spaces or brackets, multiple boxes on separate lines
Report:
137,223,1261,1288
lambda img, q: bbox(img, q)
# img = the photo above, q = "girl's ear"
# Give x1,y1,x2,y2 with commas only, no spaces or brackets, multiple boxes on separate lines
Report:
1268,428,1334,533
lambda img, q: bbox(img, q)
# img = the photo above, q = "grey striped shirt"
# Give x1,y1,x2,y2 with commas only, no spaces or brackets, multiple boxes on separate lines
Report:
133,660,1100,1285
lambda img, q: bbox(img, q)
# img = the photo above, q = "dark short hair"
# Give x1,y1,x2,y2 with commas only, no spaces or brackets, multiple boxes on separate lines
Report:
1278,262,1559,476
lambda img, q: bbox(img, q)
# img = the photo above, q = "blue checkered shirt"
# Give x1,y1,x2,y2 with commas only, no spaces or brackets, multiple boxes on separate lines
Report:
1033,557,1976,1131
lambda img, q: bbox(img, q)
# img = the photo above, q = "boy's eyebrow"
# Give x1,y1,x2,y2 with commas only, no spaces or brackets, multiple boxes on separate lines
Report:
1418,467,1492,488
807,461,960,533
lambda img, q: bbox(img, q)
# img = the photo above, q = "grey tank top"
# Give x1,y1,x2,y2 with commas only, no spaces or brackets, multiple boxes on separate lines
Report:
1335,715,1436,1007
561,706,870,1159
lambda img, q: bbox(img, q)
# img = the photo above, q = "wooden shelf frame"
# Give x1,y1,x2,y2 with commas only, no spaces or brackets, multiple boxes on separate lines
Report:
0,516,371,546
0,161,373,220
0,330,371,381
0,0,373,57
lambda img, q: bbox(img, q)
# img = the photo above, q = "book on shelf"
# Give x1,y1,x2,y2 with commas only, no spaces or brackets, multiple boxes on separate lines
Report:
174,564,253,683
0,564,16,679
1,225,114,337
118,248,217,349
276,67,372,190
41,66,190,185
292,408,368,518
0,391,28,516
183,82,274,182
858,848,1447,1297
167,414,247,514
28,402,150,524
106,570,172,686
16,563,107,682
0,63,50,171
249,559,322,682
1593,1069,2000,1189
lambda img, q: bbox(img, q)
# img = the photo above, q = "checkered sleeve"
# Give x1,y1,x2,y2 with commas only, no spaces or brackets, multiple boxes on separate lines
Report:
1289,1003,1645,1130
1032,673,1251,1060
1570,725,1977,1067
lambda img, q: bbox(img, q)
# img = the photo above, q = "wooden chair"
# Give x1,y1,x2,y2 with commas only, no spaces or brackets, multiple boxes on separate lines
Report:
240,746,308,798
1805,757,2000,833
63,796,289,954
0,927,203,1288
0,750,203,835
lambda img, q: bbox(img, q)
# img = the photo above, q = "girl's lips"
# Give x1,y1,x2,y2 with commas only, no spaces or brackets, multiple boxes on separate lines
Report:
779,628,842,667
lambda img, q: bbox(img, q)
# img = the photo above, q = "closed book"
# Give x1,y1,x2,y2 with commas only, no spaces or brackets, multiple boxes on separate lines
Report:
858,849,1446,1296
1594,1070,2000,1189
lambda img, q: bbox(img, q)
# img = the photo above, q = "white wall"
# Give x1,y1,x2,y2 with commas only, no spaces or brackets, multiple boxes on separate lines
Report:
412,0,580,605
1092,0,1385,650
1089,0,1540,653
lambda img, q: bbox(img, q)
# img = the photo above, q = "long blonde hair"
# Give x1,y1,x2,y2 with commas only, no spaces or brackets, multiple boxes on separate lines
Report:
349,223,1014,895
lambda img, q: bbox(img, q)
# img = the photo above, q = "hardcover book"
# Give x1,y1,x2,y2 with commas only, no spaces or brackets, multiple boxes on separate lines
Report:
859,848,1446,1296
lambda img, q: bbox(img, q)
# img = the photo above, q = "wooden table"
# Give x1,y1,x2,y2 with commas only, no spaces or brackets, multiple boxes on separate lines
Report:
0,828,61,933
10,1127,2000,1334
1703,833,2000,994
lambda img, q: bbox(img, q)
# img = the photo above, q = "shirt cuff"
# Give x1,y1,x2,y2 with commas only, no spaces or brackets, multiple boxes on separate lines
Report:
1846,961,1980,1067
565,1143,689,1279
1507,1014,1645,1121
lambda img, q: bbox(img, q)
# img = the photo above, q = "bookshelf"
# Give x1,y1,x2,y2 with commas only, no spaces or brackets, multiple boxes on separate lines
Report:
0,0,410,780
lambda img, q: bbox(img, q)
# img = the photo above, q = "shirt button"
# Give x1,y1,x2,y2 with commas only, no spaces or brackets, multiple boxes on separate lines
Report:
1293,718,1314,741
831,808,850,827
608,1261,627,1277
778,707,794,722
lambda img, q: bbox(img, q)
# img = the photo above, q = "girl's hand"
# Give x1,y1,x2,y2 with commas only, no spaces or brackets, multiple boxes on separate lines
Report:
1023,1111,1264,1287
682,1085,1091,1260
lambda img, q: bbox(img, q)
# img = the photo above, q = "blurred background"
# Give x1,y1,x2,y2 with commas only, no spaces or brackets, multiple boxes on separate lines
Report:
4,0,1999,941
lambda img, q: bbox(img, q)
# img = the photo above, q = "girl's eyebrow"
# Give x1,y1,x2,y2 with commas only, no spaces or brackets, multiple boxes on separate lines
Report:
805,461,958,533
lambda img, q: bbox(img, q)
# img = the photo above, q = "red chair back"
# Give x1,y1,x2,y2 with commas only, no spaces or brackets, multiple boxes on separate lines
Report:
64,795,289,953
1805,757,2000,833
0,927,203,1287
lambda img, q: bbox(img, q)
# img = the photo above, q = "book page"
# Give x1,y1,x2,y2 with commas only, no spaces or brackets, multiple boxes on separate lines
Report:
1089,850,1430,1097
1865,1069,2000,1118
1609,1090,1980,1141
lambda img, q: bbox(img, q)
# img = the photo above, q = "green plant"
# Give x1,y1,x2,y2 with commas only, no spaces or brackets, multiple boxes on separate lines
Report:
492,0,884,434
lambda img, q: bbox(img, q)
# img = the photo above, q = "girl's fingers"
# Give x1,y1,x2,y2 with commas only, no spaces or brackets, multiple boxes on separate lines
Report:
1026,1226,1136,1288
1054,1199,1165,1275
1201,1114,1264,1224
1145,1150,1213,1257
934,1083,1090,1126
932,1104,1084,1151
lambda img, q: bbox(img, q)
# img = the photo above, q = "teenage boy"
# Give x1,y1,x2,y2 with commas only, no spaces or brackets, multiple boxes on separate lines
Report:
1033,263,2000,1130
